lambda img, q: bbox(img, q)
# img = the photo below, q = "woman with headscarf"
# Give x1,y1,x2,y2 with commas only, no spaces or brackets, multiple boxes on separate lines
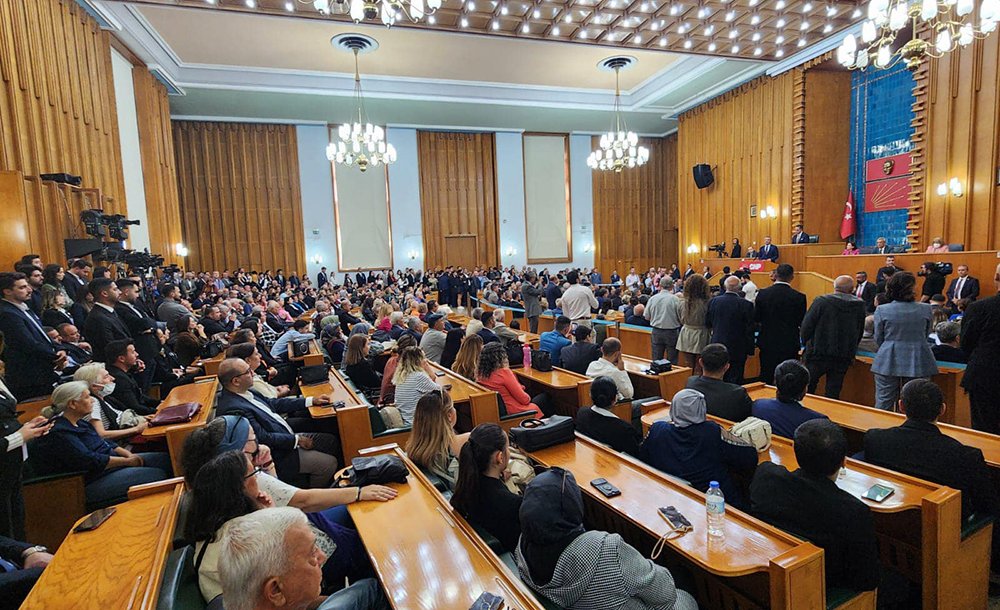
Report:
439,328,466,370
640,388,758,510
515,468,698,610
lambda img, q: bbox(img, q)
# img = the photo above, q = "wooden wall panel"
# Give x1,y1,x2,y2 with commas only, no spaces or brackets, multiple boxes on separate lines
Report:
172,121,306,274
677,71,798,267
915,36,1000,251
0,0,127,265
133,67,183,267
417,131,499,269
592,135,678,276
803,70,852,243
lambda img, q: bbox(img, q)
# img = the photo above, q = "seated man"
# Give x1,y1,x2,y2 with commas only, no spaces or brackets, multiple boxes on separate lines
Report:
930,320,966,363
56,323,93,367
751,359,827,438
388,312,407,341
477,312,501,345
750,419,880,594
624,303,650,327
104,339,159,416
559,325,601,375
0,534,54,607
269,319,315,363
199,305,231,337
538,315,573,367
218,507,388,610
685,343,753,422
491,310,519,346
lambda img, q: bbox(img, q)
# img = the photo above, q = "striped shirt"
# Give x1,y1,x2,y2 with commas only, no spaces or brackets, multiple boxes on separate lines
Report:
394,371,440,426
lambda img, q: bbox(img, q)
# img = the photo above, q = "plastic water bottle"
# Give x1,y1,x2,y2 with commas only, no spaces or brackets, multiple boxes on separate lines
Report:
706,481,725,537
523,344,532,369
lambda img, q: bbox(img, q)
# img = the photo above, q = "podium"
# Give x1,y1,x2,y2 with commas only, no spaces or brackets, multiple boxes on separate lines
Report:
700,258,776,276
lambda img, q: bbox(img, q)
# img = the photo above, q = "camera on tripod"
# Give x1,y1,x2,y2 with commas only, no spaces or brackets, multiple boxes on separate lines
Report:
707,243,727,256
80,209,141,241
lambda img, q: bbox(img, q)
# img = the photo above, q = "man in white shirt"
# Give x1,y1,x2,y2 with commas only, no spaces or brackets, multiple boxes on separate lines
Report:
644,277,682,362
739,271,759,303
585,337,634,400
625,267,640,291
560,270,598,328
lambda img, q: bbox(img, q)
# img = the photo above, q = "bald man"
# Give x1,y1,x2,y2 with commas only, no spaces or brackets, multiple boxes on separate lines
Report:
706,276,756,384
800,276,866,399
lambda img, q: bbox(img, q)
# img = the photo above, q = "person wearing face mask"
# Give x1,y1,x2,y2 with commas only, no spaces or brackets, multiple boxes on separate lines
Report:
72,363,150,443
30,381,171,508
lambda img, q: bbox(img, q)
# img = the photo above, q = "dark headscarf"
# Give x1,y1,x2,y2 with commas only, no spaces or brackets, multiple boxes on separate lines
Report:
439,328,465,369
518,467,586,585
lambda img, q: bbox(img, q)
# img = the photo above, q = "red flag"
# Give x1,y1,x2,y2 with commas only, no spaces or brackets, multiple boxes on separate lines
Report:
840,190,857,239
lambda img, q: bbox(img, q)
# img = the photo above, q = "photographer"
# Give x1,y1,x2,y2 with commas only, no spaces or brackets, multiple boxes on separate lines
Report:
918,262,947,303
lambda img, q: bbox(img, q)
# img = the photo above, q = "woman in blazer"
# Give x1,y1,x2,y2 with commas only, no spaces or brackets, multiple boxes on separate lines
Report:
0,362,52,539
872,272,937,410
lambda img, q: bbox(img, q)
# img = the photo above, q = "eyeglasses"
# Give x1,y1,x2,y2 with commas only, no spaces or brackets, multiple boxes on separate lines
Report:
244,437,259,461
245,465,264,480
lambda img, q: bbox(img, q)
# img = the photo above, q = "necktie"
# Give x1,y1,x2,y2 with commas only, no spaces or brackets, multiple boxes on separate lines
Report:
956,278,965,298
23,308,53,345
857,284,863,298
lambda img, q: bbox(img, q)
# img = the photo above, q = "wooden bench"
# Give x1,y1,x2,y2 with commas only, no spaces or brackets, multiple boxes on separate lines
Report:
193,352,224,376
608,322,653,359
514,366,592,418
622,355,693,401
141,378,219,477
429,362,534,432
287,338,325,367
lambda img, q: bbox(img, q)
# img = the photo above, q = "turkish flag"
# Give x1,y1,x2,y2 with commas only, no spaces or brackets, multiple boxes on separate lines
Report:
840,190,857,239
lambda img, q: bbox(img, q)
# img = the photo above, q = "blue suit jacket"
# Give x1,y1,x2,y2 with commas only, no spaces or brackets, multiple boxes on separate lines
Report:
0,300,59,389
217,388,307,479
756,244,780,262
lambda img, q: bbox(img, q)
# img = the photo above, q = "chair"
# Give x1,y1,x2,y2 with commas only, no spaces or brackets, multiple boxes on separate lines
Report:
156,545,210,610
21,457,88,550
947,243,965,252
808,235,820,243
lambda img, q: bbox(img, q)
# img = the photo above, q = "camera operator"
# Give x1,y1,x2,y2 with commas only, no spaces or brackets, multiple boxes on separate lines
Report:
917,262,947,303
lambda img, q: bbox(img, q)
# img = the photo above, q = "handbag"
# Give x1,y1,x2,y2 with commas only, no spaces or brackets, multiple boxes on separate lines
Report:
292,338,311,357
505,341,524,366
530,349,552,372
298,364,331,386
648,359,672,374
509,415,575,452
201,340,224,358
149,402,201,427
335,455,410,487
729,416,772,451
503,448,537,493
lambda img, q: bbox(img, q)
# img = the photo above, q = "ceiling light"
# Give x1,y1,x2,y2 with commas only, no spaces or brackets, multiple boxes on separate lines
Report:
798,37,807,46
677,23,686,32
725,10,735,20
732,44,740,52
635,33,643,42
776,48,784,56
775,34,785,43
708,41,717,50
533,7,540,17
684,38,693,47
729,28,738,37
589,62,650,173
565,13,573,21
800,20,809,29
669,4,680,15
467,0,475,9
205,0,216,4
751,14,760,24
775,0,785,8
652,21,660,29
826,6,837,16
552,25,560,34
522,22,529,32
751,31,761,40
641,1,650,9
659,35,668,45
703,24,714,34
749,0,758,5
851,8,862,18
245,0,255,7
461,16,469,26
428,14,435,22
580,29,587,37
776,17,786,26
803,2,813,11
285,1,294,10
823,22,833,32
754,46,763,55
501,3,508,13
698,6,708,17
492,18,500,28
328,48,396,172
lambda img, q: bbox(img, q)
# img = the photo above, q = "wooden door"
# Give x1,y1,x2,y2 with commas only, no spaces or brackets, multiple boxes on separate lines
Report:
444,235,478,269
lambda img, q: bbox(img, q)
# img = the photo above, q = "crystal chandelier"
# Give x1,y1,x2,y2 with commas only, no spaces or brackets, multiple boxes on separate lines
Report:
837,0,1000,70
308,0,440,25
326,46,397,172
587,59,650,173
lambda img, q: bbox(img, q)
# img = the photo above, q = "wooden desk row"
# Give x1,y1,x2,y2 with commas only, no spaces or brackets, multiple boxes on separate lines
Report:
142,377,220,477
445,311,541,348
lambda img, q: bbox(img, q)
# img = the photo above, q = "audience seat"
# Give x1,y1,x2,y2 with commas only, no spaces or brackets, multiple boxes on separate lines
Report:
367,405,411,439
808,235,820,243
156,545,210,610
21,458,88,550
947,243,964,252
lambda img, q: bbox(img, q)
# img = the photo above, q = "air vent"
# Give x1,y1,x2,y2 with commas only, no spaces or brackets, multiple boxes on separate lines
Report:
331,33,380,54
598,56,637,72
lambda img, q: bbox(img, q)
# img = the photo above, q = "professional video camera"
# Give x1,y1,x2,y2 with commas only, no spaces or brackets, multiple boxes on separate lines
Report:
79,209,141,241
920,261,953,276
707,243,727,256
104,214,141,241
125,250,165,271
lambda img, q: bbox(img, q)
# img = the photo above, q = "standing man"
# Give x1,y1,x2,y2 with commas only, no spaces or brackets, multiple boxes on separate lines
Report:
61,259,91,298
316,267,328,290
961,291,1000,434
801,276,866,399
0,273,66,399
876,256,901,285
946,264,979,306
854,271,877,314
706,276,755,384
82,278,130,362
754,264,807,385
756,236,779,263
521,271,543,334
645,277,682,363
625,267,640,291
544,275,562,311
16,266,44,315
560,271,598,329
791,224,810,244
115,279,160,392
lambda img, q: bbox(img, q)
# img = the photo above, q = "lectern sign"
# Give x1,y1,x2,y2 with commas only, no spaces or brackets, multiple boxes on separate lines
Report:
864,153,912,212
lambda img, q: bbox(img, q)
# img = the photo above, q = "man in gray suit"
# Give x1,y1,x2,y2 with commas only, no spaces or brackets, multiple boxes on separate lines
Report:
156,283,190,325
521,271,544,334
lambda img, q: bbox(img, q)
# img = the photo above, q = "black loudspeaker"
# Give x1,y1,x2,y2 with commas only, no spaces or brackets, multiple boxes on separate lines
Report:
693,164,714,189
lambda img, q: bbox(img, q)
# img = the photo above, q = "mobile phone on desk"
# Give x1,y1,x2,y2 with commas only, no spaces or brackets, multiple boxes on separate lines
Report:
658,506,693,532
435,371,446,377
74,507,116,532
590,478,622,498
862,484,894,502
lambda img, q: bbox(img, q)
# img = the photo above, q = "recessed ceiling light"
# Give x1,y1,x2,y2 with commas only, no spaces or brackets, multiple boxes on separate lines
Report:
634,33,643,42
748,0,757,5
776,17,786,26
467,0,475,10
823,23,832,32
698,7,708,18
775,34,785,43
708,41,717,50
533,7,540,17
552,25,560,35
205,0,216,4
641,1,650,10
826,6,837,16
703,24,714,35
725,10,735,21
244,0,255,7
800,20,809,29
428,14,436,23
776,48,785,57
754,47,762,55
728,28,738,37
461,16,468,26
798,37,807,46
732,44,740,52
684,38,693,47
851,8,862,17
522,22,529,32
501,4,508,14
669,4,680,15
751,31,761,40
750,14,760,24
803,2,813,11
579,29,587,37
652,21,660,30
659,36,668,45
775,0,785,8
284,1,293,10
677,23,686,32
492,19,499,29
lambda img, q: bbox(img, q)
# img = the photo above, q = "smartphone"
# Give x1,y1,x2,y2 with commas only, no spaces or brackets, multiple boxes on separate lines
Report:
435,371,446,377
73,507,116,533
331,400,346,410
470,591,503,610
443,384,453,391
862,484,895,502
590,478,622,498
658,506,693,532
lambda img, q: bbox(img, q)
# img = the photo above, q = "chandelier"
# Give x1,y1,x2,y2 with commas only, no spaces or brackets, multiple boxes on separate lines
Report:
326,38,397,172
837,0,1000,70
587,57,650,173
307,0,440,25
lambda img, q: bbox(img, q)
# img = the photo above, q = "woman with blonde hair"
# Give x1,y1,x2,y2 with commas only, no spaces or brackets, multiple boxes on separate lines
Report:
676,273,712,371
451,334,483,380
406,389,468,491
375,302,394,332
392,347,441,425
40,289,74,328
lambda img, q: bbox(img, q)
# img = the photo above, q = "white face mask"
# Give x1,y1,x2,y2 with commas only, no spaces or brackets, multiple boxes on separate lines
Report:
97,382,115,398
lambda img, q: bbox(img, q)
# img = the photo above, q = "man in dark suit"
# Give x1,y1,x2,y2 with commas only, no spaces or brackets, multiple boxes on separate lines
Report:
82,278,130,362
750,420,880,594
521,272,544,334
316,267,328,290
105,339,158,416
706,276,755,384
0,273,66,400
477,313,501,345
332,300,362,335
876,255,901,285
61,259,91,299
945,264,979,305
216,358,339,487
544,276,562,311
755,236,779,263
961,292,1000,434
55,323,93,368
200,305,231,337
559,325,602,375
437,270,451,308
854,271,877,314
685,343,753,421
115,279,160,392
754,264,807,385
15,265,43,315
0,532,54,608
801,276,866,399
355,272,366,286
873,237,891,255
791,224,810,244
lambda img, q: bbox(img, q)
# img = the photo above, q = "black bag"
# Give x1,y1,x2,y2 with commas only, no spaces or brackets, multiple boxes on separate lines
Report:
201,340,224,358
506,341,524,366
649,359,672,374
298,364,331,386
336,455,409,487
530,349,552,372
292,338,311,357
509,416,575,452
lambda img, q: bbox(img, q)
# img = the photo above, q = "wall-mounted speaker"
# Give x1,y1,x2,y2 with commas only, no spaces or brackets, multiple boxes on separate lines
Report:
693,164,714,189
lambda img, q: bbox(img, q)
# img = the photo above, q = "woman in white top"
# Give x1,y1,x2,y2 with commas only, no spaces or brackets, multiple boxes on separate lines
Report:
72,363,150,443
392,347,441,426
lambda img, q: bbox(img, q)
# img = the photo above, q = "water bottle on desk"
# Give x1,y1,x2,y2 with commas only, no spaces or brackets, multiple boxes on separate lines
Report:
706,481,725,538
522,344,531,370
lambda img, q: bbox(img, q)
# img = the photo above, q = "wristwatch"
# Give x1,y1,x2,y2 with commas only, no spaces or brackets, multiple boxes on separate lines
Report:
21,545,47,559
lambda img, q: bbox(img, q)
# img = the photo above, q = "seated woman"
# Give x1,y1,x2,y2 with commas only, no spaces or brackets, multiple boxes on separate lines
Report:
225,343,289,399
841,241,860,256
515,468,698,610
378,334,417,406
476,343,549,417
31,381,172,508
752,360,828,439
343,334,382,399
451,334,483,380
406,390,468,491
153,328,199,395
640,388,757,510
392,347,442,425
40,290,74,329
450,423,522,551
439,328,465,369
322,323,347,366
72,363,150,443
576,376,642,456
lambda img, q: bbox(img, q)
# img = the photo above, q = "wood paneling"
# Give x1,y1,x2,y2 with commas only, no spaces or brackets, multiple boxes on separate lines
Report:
417,131,499,269
677,71,798,267
172,121,306,273
593,135,678,276
914,36,1000,251
133,67,183,267
0,0,127,264
805,250,1000,291
803,70,852,243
